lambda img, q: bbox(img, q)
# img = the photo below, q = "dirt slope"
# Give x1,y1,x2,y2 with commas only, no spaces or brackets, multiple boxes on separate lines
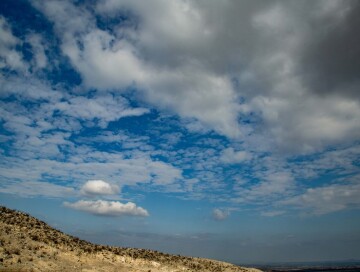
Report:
0,206,262,272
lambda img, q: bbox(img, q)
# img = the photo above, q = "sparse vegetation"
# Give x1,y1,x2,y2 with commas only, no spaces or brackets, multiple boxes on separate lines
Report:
0,206,261,272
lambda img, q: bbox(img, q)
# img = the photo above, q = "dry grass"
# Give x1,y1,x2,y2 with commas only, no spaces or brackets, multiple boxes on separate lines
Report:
0,206,262,272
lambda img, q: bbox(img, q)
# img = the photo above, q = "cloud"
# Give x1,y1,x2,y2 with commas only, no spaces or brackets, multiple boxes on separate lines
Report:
299,0,360,99
52,94,149,128
64,200,149,217
0,152,183,193
247,1,360,153
0,16,27,71
282,181,360,215
233,169,295,205
212,208,229,221
0,88,183,193
220,148,251,164
0,181,75,198
32,0,242,138
1,0,360,218
80,180,119,196
29,0,360,152
261,210,285,217
26,33,48,70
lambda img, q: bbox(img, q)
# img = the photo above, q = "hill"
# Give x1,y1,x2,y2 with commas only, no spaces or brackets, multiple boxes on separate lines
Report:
0,206,262,272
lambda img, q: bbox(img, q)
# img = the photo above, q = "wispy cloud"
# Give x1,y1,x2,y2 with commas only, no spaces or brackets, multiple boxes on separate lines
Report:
261,210,286,217
282,181,360,215
0,181,75,198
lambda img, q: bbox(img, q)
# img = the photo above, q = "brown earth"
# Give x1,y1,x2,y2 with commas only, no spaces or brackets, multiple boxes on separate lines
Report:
0,206,262,272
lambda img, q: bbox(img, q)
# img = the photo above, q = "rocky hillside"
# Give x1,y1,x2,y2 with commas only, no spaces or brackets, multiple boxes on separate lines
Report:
0,206,262,272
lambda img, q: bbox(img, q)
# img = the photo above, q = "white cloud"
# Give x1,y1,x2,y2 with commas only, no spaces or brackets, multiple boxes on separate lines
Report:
26,34,47,70
247,1,360,153
0,181,75,198
0,76,149,136
220,147,251,164
232,168,296,206
212,208,229,221
32,0,242,139
282,181,360,215
0,148,183,194
18,0,360,151
0,75,63,102
1,0,359,218
0,16,27,71
80,180,119,196
52,94,149,128
64,200,149,217
261,210,285,217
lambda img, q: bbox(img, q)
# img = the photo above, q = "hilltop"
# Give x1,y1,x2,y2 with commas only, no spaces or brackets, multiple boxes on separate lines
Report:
0,206,262,272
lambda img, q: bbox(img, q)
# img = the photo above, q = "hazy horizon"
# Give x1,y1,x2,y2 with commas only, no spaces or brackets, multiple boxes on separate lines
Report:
1,0,360,264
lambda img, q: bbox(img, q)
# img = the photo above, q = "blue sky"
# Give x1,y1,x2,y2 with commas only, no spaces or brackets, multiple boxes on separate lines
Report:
1,0,360,264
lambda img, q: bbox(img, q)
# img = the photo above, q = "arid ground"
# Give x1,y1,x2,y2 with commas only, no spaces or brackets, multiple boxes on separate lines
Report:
0,206,262,272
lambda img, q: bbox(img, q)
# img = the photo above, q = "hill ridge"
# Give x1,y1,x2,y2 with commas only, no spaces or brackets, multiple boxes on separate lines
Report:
0,206,261,272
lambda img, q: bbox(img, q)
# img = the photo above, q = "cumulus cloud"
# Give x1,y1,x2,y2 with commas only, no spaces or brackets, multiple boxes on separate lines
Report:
32,0,242,138
29,0,360,151
247,1,360,152
64,200,149,217
80,180,119,196
212,208,229,221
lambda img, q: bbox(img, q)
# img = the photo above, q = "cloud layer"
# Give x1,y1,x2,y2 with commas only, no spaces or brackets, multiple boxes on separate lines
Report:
0,0,359,218
29,0,360,151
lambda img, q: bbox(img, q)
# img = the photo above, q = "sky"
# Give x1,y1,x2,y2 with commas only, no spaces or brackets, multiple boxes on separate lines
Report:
0,0,360,264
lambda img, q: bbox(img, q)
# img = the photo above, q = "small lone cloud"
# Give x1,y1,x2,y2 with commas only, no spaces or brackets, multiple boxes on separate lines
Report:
64,200,149,217
212,208,229,221
80,180,119,196
261,210,285,217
